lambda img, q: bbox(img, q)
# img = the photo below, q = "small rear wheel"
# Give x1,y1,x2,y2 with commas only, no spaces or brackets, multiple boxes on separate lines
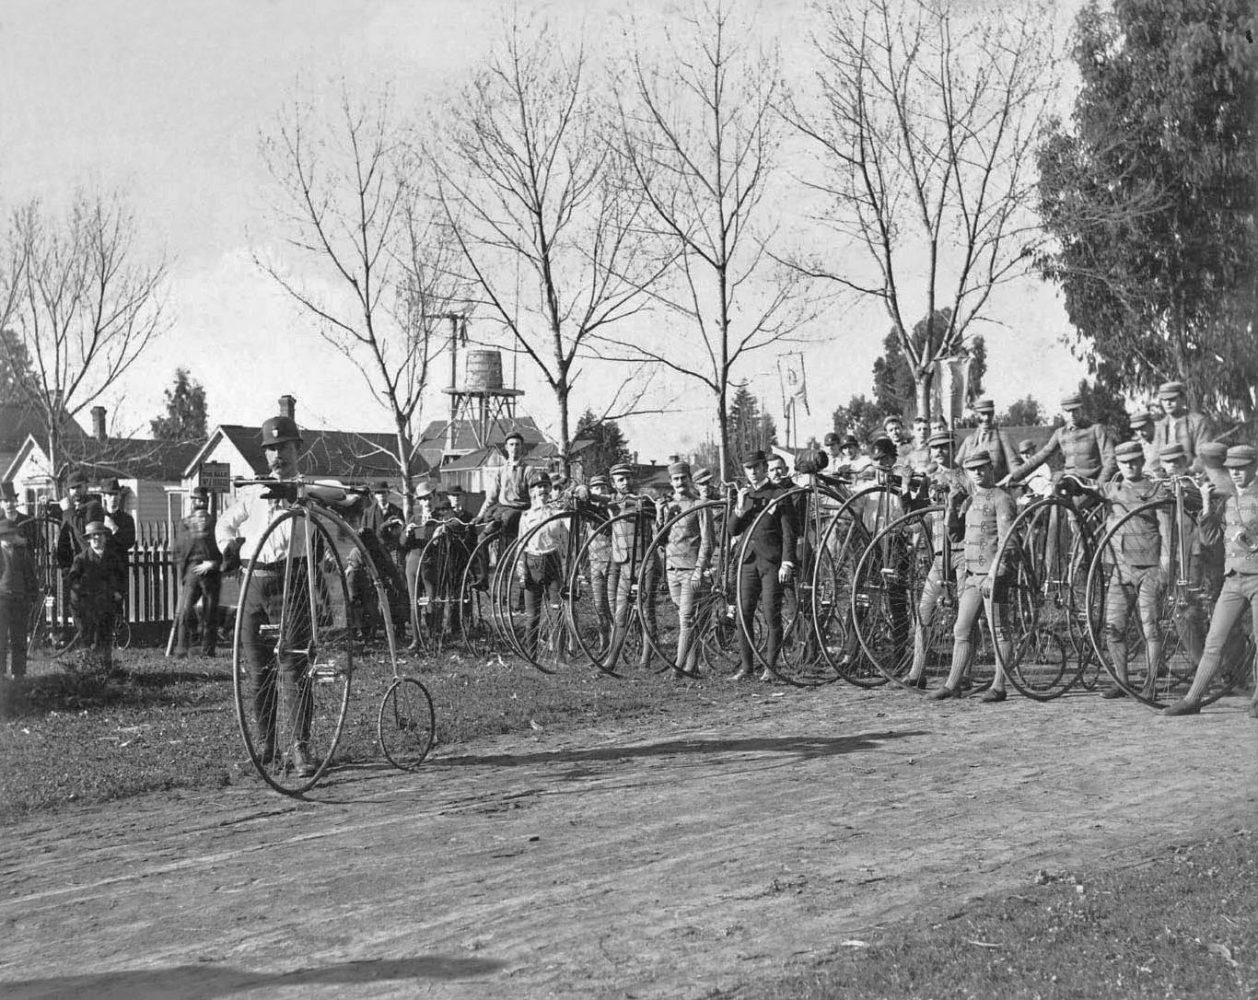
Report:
378,676,435,770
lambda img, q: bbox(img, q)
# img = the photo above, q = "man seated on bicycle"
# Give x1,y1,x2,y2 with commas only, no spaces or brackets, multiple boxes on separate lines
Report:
659,461,713,677
1165,444,1258,718
68,521,125,674
731,450,797,682
1085,441,1172,699
1005,393,1117,501
1015,439,1054,506
516,472,570,660
215,413,319,778
474,431,531,546
932,452,1016,702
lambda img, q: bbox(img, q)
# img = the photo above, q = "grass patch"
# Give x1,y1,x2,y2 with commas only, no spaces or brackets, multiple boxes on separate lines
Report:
743,829,1258,1000
0,644,746,825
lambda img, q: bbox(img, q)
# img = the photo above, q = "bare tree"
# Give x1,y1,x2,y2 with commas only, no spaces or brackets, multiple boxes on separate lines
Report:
257,85,465,495
0,191,167,483
432,15,667,473
784,0,1057,417
608,0,811,478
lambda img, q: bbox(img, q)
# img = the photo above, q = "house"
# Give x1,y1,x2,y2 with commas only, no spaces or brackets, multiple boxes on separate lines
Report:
4,405,198,526
179,397,430,518
414,415,549,472
0,402,92,512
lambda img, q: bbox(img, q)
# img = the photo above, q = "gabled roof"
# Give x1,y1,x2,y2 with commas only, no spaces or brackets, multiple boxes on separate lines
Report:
0,403,90,478
186,424,429,481
415,416,548,458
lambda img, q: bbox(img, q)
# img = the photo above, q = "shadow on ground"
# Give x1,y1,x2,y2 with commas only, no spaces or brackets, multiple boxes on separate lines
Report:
3,955,506,1000
429,729,926,770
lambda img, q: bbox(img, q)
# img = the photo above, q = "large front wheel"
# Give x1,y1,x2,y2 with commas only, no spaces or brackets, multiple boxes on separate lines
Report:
232,508,352,796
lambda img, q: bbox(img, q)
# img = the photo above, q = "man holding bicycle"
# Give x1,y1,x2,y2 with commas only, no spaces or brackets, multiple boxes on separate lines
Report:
216,413,318,777
1165,444,1258,718
659,461,713,677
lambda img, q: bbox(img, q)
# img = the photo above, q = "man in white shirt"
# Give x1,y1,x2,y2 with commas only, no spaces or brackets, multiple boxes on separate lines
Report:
216,413,317,778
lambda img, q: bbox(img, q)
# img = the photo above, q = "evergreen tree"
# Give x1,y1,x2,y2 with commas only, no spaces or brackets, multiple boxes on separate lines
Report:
150,368,208,441
573,409,633,478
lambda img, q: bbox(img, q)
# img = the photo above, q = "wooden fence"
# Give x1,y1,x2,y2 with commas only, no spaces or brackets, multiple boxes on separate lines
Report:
31,517,187,625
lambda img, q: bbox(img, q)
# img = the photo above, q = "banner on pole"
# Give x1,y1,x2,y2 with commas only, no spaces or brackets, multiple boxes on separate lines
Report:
778,352,810,415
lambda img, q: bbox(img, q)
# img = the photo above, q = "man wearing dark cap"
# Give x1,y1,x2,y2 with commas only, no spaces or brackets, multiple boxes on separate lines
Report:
1165,444,1258,717
955,398,1019,483
730,449,796,681
931,451,1016,702
832,434,870,479
1090,441,1171,698
216,411,320,776
584,474,615,649
1153,381,1213,471
173,487,222,658
1128,410,1159,471
1006,393,1117,493
659,460,713,676
100,478,136,579
604,463,659,671
475,430,531,546
55,469,102,573
68,520,124,673
515,472,570,660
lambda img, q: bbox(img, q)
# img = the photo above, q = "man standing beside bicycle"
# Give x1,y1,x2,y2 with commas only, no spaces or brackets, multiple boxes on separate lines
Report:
516,472,570,661
604,462,658,672
173,486,222,659
659,461,713,678
1088,441,1172,700
216,413,319,778
932,451,1016,702
731,450,797,682
1164,444,1258,719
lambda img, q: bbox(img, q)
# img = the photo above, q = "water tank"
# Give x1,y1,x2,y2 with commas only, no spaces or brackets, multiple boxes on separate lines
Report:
463,350,505,392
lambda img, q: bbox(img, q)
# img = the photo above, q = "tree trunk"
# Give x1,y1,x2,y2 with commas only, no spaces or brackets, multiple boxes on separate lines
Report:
716,383,730,482
916,370,933,425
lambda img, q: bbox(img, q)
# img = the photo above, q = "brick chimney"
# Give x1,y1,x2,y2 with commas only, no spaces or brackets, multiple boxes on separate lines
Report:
91,406,107,443
278,394,297,419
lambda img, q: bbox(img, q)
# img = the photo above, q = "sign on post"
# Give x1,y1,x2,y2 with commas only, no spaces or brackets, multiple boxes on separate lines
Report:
198,462,231,493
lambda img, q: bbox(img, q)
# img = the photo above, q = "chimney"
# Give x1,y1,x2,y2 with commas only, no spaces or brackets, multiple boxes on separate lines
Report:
91,406,107,443
278,394,297,419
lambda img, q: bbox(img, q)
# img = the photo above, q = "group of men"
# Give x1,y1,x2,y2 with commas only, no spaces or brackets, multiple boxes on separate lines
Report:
0,471,137,676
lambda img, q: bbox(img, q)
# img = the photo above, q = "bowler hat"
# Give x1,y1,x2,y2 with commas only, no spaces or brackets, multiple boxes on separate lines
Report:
446,484,465,496
1115,441,1144,461
823,432,841,446
373,480,391,493
190,486,209,501
260,415,302,446
99,477,123,495
414,481,435,499
66,469,89,488
84,520,110,537
1224,445,1257,469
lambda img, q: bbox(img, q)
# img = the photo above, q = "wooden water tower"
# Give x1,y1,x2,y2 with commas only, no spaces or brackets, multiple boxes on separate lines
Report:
443,348,523,453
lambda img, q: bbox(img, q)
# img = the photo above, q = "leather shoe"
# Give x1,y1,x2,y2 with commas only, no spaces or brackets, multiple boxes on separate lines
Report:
905,675,928,689
758,670,774,683
731,668,754,681
1100,685,1127,699
290,744,320,778
980,688,1007,703
1162,698,1201,717
930,685,958,701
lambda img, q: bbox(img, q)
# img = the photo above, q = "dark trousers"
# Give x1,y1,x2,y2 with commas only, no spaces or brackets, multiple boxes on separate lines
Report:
76,600,115,671
738,557,783,672
241,570,312,753
176,569,221,654
0,596,29,676
522,551,563,656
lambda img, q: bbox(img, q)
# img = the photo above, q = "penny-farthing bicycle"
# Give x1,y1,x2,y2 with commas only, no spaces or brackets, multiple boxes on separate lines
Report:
229,479,434,796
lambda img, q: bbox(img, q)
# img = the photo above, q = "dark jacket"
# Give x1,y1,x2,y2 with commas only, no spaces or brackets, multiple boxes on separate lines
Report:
55,499,104,570
0,539,38,603
68,548,124,616
173,508,222,575
731,482,798,566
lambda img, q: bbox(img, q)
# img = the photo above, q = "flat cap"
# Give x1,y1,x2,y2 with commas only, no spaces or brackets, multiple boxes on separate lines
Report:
1157,381,1186,398
1157,443,1186,463
527,471,551,488
823,431,841,446
928,430,954,447
667,461,691,477
1017,439,1037,453
740,450,766,467
1224,445,1257,468
1198,442,1228,467
609,463,633,479
963,452,993,470
588,474,610,488
1060,393,1084,410
882,414,904,427
973,397,995,413
504,430,525,443
1115,441,1145,461
1128,409,1153,428
692,468,712,485
842,434,860,448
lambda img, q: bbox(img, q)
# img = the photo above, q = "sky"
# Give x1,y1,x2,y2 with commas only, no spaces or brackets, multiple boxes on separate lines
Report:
0,0,1089,462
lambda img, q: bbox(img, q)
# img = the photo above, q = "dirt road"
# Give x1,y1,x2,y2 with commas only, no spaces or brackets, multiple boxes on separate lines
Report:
1,685,1255,1000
